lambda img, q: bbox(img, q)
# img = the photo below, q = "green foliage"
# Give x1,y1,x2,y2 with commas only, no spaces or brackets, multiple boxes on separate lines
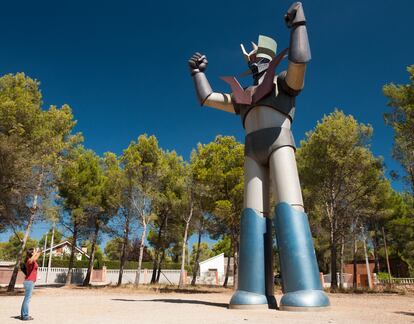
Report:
104,237,124,260
144,143,189,273
42,258,101,269
190,242,213,265
297,110,386,283
383,65,414,193
191,135,244,247
0,73,80,234
101,260,180,270
39,228,63,249
81,240,104,265
382,66,414,275
0,232,38,260
0,242,7,259
377,272,392,280
385,193,414,274
212,236,232,257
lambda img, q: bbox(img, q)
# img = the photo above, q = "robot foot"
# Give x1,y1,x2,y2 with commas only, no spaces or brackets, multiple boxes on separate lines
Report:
229,290,268,309
279,289,330,311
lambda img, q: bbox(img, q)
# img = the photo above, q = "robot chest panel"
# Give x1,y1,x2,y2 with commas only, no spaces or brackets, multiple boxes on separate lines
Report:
244,105,292,134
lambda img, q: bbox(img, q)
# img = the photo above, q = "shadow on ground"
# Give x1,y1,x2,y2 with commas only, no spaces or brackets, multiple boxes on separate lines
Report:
111,298,228,309
106,285,228,294
395,311,414,316
0,284,66,296
157,288,224,294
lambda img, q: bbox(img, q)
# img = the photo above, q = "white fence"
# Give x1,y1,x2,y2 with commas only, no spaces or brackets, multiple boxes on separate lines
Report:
37,267,87,284
378,278,414,285
36,267,210,285
106,269,182,285
322,273,353,288
323,273,414,287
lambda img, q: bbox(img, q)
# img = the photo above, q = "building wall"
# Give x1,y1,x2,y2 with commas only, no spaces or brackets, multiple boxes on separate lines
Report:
344,262,375,276
0,268,25,285
321,262,376,288
199,254,225,277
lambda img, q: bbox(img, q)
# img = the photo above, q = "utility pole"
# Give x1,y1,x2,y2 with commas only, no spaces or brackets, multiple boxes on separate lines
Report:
382,226,392,280
46,223,55,284
42,234,48,268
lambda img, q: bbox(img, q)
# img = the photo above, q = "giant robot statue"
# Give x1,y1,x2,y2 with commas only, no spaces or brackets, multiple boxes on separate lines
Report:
188,2,330,310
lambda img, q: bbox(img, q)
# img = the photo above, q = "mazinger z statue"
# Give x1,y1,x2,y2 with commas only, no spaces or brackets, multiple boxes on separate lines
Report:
188,2,329,310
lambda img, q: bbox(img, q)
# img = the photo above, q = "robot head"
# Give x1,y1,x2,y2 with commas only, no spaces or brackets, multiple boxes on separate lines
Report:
241,35,277,83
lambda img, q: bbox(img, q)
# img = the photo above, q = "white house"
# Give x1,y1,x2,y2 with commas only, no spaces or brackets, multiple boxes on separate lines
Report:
42,241,90,261
199,253,225,278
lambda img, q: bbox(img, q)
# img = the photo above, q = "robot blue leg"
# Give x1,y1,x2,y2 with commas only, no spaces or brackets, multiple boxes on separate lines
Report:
265,216,277,309
274,202,330,310
229,208,271,309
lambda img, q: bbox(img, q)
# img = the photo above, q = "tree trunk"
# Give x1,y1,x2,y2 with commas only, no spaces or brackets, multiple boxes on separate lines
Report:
7,209,36,292
382,226,392,279
150,215,167,284
191,226,203,286
372,225,381,274
362,232,372,289
326,200,338,292
330,226,338,291
65,221,78,285
178,219,190,288
134,222,147,286
7,172,43,292
353,232,357,289
223,248,231,288
118,217,130,286
45,223,55,284
339,236,345,289
41,234,48,268
155,249,166,283
232,235,239,290
150,253,159,284
83,221,100,286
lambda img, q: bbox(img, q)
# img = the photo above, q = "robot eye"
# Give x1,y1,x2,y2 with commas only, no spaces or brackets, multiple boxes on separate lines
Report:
259,58,270,64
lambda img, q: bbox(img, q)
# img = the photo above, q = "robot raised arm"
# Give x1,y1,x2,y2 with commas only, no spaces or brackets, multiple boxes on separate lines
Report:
188,52,235,114
282,2,311,93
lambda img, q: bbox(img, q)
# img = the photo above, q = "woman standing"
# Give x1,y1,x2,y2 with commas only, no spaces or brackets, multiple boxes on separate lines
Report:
21,247,41,321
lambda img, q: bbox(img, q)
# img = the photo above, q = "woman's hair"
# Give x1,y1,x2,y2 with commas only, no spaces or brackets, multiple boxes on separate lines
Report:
25,248,35,263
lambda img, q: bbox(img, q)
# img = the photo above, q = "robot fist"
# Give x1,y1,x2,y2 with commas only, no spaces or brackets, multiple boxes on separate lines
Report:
188,52,208,76
285,2,307,28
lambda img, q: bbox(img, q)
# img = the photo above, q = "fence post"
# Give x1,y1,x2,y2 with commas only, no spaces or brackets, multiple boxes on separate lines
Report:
320,272,325,287
102,266,107,283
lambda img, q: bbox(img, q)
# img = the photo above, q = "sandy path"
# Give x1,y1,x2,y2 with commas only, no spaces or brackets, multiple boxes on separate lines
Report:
1,287,413,324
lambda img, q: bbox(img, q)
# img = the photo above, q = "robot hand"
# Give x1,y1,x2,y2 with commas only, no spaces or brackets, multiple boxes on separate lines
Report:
284,2,306,28
188,52,208,76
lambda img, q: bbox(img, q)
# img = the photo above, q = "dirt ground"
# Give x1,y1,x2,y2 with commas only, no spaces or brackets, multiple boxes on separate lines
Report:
0,286,413,324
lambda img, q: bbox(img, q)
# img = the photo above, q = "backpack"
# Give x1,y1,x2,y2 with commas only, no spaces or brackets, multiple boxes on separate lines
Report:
20,262,27,276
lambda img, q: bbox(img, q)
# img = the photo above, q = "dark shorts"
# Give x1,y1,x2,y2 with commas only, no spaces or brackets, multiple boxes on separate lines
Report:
244,127,296,166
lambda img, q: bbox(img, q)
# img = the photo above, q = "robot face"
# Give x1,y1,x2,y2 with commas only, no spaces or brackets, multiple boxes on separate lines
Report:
248,57,271,82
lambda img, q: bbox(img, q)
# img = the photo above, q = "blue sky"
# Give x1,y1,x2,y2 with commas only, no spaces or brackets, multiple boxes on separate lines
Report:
0,0,413,248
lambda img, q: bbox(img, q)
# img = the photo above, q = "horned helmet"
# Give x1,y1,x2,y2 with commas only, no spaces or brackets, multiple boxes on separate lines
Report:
241,35,277,83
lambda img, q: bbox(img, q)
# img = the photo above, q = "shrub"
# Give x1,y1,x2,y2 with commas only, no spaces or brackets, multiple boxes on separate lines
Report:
377,272,392,281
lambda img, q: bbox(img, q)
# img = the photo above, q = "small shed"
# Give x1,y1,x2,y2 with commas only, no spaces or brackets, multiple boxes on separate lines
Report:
199,253,225,277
